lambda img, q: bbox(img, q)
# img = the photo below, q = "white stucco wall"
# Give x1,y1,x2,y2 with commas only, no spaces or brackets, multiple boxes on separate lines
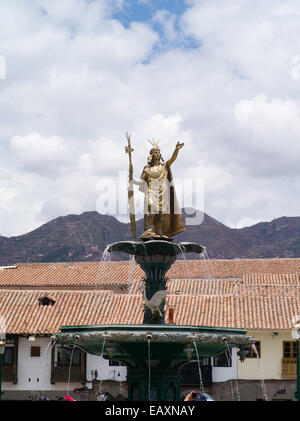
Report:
3,337,125,392
86,354,127,384
86,352,237,386
2,336,76,391
212,348,238,383
238,330,293,380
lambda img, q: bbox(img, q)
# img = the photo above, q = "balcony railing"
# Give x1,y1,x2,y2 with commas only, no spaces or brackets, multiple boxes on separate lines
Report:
281,358,296,379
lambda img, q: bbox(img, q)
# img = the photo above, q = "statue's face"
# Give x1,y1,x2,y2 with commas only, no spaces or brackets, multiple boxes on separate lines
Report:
152,149,160,161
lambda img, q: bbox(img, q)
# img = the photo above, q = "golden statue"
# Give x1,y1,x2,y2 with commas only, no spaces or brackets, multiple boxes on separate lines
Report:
126,133,185,241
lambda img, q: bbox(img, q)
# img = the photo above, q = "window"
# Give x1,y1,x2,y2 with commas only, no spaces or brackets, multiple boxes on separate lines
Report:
213,349,232,367
30,346,41,357
245,341,261,358
3,347,14,366
5,337,14,345
57,346,81,367
283,341,297,359
109,360,124,366
179,361,212,386
200,357,211,366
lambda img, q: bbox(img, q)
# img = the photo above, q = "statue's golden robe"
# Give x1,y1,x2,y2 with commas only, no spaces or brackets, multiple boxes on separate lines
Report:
140,162,185,237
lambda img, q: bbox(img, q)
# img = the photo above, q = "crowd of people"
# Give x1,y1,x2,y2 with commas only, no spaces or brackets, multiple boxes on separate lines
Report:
37,390,214,401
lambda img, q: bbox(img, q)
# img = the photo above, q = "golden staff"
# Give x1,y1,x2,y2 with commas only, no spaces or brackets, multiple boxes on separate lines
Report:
125,132,136,238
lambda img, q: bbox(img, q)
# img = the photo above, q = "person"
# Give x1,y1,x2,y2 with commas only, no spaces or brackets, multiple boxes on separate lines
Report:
133,139,185,240
63,395,76,401
57,395,75,401
184,391,215,401
38,394,49,401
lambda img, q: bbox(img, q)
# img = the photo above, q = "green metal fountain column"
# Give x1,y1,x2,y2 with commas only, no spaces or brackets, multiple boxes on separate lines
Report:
108,240,202,325
135,255,176,324
127,367,180,401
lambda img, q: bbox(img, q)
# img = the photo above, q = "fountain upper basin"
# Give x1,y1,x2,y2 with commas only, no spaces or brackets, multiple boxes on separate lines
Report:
107,240,204,257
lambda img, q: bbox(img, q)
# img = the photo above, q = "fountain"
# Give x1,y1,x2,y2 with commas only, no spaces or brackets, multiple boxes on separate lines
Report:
52,135,254,401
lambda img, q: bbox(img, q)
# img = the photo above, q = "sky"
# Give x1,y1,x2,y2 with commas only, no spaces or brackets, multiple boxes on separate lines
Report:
1,0,300,237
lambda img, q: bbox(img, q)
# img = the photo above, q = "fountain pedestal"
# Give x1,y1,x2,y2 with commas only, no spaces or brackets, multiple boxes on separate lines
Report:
135,254,175,324
53,240,254,401
108,240,203,324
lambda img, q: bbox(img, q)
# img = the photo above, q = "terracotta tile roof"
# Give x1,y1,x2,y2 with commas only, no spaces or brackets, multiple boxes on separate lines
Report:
167,279,237,295
0,290,143,334
1,258,300,288
126,275,300,331
242,273,300,285
0,258,299,334
237,284,300,298
168,258,300,279
0,262,140,288
129,279,238,296
166,295,300,330
130,273,300,296
0,282,299,334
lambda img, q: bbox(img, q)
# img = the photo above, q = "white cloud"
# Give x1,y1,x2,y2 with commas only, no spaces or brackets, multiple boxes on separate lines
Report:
10,133,71,175
80,137,127,176
153,10,178,42
1,0,300,236
291,55,300,80
229,216,267,229
234,95,300,133
233,95,300,178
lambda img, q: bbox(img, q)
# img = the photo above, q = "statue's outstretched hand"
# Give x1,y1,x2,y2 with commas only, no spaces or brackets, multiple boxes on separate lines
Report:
176,141,184,150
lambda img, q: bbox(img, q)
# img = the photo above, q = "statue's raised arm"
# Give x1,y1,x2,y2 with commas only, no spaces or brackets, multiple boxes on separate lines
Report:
166,141,184,167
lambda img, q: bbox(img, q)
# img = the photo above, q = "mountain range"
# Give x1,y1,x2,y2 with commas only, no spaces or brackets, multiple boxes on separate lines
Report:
1,209,300,265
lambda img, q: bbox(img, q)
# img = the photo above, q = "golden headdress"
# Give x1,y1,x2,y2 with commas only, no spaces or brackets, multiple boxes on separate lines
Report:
147,138,160,151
